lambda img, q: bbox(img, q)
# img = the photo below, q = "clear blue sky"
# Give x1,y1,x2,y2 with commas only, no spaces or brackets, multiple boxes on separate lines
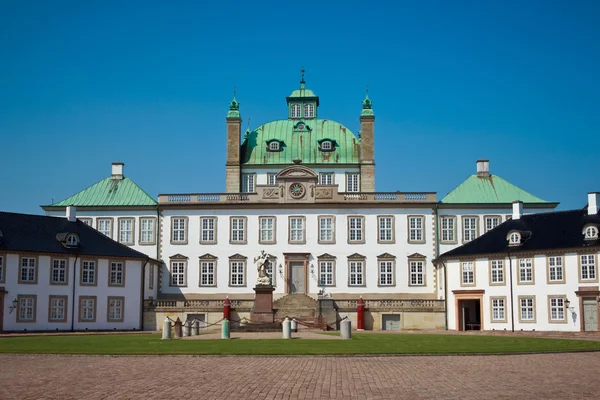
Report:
1,0,598,214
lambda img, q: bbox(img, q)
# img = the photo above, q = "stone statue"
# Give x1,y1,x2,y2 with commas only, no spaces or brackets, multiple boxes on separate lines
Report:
254,250,272,286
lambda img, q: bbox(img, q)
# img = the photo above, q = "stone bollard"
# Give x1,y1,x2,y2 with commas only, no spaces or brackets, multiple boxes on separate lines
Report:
221,318,230,339
183,320,191,337
282,317,292,339
173,318,183,339
192,319,200,336
291,318,298,333
161,317,172,340
341,320,352,340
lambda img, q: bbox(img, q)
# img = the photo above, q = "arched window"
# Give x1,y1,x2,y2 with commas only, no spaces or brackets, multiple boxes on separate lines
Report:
584,225,599,240
66,234,79,247
291,104,301,118
304,103,314,118
508,232,521,245
269,142,280,151
320,140,333,151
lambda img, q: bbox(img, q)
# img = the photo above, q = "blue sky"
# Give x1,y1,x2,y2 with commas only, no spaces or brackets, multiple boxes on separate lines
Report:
1,0,598,214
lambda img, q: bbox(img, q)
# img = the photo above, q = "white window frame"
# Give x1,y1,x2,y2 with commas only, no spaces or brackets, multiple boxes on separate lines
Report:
490,260,504,285
79,297,96,322
320,140,333,151
51,259,68,285
230,217,247,244
378,216,394,243
289,216,305,243
584,225,598,240
259,216,276,244
484,215,501,233
519,297,535,322
200,260,216,286
18,295,36,322
97,218,112,238
409,260,425,286
461,261,475,286
229,260,246,286
140,218,156,244
548,256,564,283
346,173,360,193
109,261,125,287
49,296,66,322
318,172,334,185
441,216,456,243
19,257,36,284
319,260,335,286
349,260,364,286
171,217,187,244
348,216,364,243
108,297,124,322
580,254,597,281
291,103,301,118
170,261,187,287
268,141,280,151
200,217,217,244
491,298,505,322
81,260,96,286
518,258,533,284
267,173,277,185
462,216,478,243
241,173,256,193
118,218,134,244
304,103,314,118
318,216,335,244
408,216,424,243
378,260,394,286
549,297,565,322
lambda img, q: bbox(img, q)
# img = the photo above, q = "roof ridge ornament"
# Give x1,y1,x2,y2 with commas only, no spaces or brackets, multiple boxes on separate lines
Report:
361,86,374,117
300,66,305,86
227,86,241,118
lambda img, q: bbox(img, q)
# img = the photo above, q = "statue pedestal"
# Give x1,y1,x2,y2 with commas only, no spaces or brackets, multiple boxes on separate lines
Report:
252,285,275,323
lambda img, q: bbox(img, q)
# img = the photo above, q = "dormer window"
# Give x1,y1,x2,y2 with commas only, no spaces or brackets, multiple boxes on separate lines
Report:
304,103,314,118
66,234,79,247
269,142,280,151
291,104,301,119
266,140,284,152
507,231,521,246
583,225,599,240
318,139,336,152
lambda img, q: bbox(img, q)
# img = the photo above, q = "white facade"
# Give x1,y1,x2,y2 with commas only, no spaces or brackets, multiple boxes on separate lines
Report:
0,252,148,331
242,166,361,192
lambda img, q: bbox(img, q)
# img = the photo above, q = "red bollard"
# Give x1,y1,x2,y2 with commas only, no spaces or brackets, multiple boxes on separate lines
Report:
357,296,365,331
223,297,231,321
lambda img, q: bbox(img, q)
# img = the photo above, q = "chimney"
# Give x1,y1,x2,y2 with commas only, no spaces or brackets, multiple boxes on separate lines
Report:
111,162,124,180
588,192,600,215
66,206,77,222
476,159,490,177
512,201,523,220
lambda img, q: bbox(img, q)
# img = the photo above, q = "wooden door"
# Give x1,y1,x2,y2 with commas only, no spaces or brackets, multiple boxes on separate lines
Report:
289,262,305,294
583,299,598,332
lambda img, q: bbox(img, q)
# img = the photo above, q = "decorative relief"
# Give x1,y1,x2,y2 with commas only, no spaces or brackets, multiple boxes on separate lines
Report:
262,188,279,199
314,188,333,199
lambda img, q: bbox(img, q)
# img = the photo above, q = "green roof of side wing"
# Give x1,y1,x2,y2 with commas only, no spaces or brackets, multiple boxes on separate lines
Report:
50,177,157,207
241,119,360,165
440,175,548,204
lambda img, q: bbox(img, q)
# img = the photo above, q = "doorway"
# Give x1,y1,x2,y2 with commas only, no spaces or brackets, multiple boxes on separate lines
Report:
382,314,401,331
289,262,306,294
0,290,4,332
458,299,481,331
583,298,599,332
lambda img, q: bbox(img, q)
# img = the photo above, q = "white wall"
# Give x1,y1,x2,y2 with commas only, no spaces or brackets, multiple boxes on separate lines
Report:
241,167,361,192
160,207,436,297
445,251,600,332
1,254,144,331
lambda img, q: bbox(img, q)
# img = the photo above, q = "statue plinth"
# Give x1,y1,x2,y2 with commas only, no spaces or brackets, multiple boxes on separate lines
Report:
252,285,275,323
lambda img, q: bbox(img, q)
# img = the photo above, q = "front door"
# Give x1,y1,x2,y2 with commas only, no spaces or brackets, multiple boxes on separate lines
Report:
289,262,306,294
382,314,401,331
583,298,599,332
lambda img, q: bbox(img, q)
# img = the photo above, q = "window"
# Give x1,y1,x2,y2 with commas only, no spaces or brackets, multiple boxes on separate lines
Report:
171,217,188,244
378,260,394,286
584,225,599,240
108,297,125,322
490,260,504,285
461,261,475,286
548,256,564,283
51,259,68,285
49,296,67,322
118,218,134,244
409,260,425,286
265,256,277,287
230,259,246,286
378,216,394,243
549,297,566,322
509,232,521,245
149,265,154,290
140,218,156,244
267,173,277,185
349,260,365,286
491,297,506,322
109,261,125,286
79,218,92,226
241,174,255,193
200,217,217,244
170,260,187,287
259,216,276,244
440,216,456,243
200,259,216,286
268,141,280,151
79,296,96,322
19,256,37,284
66,234,78,247
319,172,334,185
484,216,501,233
304,103,314,118
97,218,112,238
518,258,534,284
0,255,4,283
408,216,425,243
17,295,36,322
319,260,335,286
580,254,597,281
230,217,247,244
519,297,535,322
346,173,360,192
318,216,335,244
81,260,97,286
462,217,478,242
289,216,305,243
320,140,333,151
291,103,301,118
348,216,364,244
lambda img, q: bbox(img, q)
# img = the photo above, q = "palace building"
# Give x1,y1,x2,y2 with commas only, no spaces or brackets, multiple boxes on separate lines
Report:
38,76,558,331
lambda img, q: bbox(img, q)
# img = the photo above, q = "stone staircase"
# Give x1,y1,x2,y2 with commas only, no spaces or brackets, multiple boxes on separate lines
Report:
274,294,318,321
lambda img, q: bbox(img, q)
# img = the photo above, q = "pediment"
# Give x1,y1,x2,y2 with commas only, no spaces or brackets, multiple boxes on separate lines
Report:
169,253,188,260
407,253,426,259
228,253,247,260
276,165,318,180
347,253,366,259
377,252,396,259
317,253,336,260
199,253,218,260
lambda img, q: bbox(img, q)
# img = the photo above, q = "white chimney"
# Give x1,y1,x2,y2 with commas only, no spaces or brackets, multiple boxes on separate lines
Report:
111,162,124,180
512,201,523,220
588,192,600,215
476,159,490,177
66,206,77,222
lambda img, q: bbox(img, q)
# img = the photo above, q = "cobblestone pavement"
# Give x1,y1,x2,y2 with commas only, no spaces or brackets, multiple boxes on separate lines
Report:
2,352,600,399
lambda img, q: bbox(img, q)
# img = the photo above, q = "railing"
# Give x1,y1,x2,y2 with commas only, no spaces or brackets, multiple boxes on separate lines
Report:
148,299,254,310
335,299,445,311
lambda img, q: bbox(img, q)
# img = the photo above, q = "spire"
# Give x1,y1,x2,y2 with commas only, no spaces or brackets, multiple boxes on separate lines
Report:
361,86,374,117
300,66,305,89
227,86,240,118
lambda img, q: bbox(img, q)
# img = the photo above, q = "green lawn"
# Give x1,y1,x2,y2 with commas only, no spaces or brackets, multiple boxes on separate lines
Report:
1,333,600,355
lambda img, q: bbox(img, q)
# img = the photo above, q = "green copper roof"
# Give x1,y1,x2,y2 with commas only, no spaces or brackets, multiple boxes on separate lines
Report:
241,119,360,165
227,91,240,119
288,87,317,98
361,89,374,117
440,175,548,204
50,177,157,207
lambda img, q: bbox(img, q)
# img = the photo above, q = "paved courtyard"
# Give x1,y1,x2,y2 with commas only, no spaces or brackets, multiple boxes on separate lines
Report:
2,352,600,400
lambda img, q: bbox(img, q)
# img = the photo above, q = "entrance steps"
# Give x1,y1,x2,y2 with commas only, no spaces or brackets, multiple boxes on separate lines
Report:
274,294,318,320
